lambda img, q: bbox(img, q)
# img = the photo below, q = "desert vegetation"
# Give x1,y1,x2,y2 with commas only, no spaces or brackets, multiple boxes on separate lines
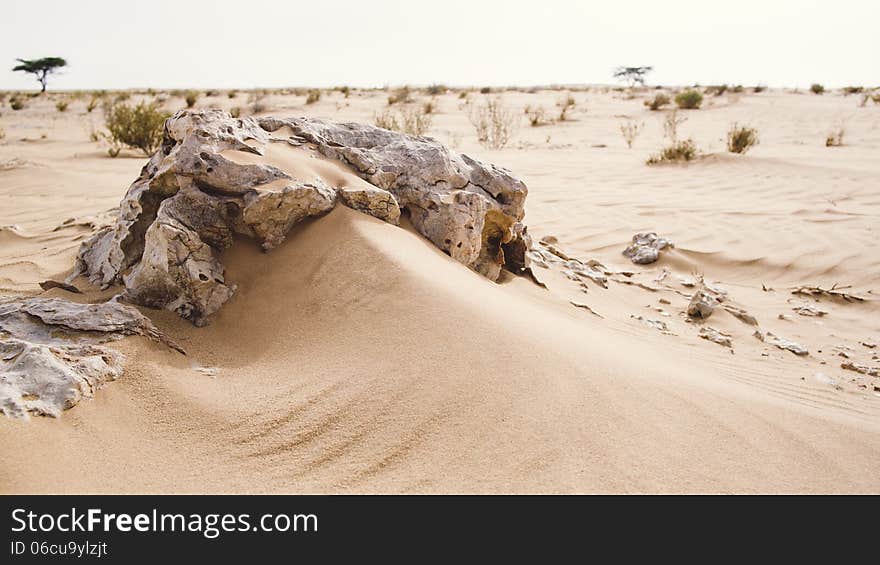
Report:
556,95,576,121
645,93,671,111
726,123,759,154
810,83,825,95
525,105,548,127
387,86,412,105
825,125,845,147
102,100,170,157
184,91,199,108
12,57,67,93
613,66,653,87
468,97,517,149
374,105,432,136
675,89,703,109
619,119,644,148
648,109,698,164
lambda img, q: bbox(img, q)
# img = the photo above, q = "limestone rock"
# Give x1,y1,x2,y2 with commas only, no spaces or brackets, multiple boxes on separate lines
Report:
753,330,808,356
699,326,732,348
0,297,183,418
687,288,717,319
75,110,530,325
622,232,673,265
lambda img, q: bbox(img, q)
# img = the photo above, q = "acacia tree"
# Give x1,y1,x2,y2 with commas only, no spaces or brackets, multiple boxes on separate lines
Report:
613,66,653,88
12,57,68,93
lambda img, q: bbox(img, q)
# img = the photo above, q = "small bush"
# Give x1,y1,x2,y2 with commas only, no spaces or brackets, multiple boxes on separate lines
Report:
645,93,670,111
86,97,99,112
374,105,433,136
423,99,436,115
619,120,644,148
557,95,576,121
458,91,468,99
184,91,199,108
661,109,687,142
675,89,703,109
306,90,321,104
732,85,744,93
753,85,766,93
810,83,824,95
55,99,69,112
229,107,241,118
426,84,446,96
726,123,759,154
843,86,863,95
10,97,25,110
103,101,170,156
825,126,844,147
205,90,218,97
248,92,268,113
479,86,492,94
336,86,351,98
468,97,517,149
707,84,727,96
228,91,238,99
525,105,547,127
387,86,412,105
647,139,698,164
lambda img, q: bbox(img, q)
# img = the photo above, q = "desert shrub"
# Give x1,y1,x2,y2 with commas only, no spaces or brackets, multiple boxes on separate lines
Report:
55,99,69,112
374,105,432,136
645,93,670,111
661,109,687,142
557,95,576,121
619,119,644,148
480,86,492,94
423,99,436,115
86,97,99,112
336,86,351,98
726,123,759,154
675,89,703,109
458,91,468,99
468,97,517,149
10,97,25,110
810,83,825,95
103,100,170,156
843,86,863,95
873,93,880,105
387,86,412,105
732,85,744,93
753,85,766,93
184,91,199,108
825,126,844,147
114,92,131,103
248,92,268,113
0,125,5,140
228,91,237,99
306,90,321,104
707,84,727,96
647,139,698,164
426,84,446,95
525,105,547,127
205,90,218,97
229,107,241,118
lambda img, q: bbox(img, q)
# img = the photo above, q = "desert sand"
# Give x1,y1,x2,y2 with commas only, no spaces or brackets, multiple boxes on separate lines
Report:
0,87,878,493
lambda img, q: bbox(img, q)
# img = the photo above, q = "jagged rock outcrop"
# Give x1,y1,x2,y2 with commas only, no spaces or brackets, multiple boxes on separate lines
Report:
0,297,183,418
74,110,530,325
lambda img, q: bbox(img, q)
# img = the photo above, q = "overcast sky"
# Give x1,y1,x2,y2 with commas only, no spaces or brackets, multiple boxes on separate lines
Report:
1,0,876,91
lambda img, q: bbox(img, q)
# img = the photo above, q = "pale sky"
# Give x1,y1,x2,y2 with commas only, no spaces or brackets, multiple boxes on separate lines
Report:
1,0,877,91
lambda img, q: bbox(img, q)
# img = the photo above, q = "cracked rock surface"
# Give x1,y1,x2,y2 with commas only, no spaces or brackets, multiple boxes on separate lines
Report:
0,297,183,418
75,110,530,325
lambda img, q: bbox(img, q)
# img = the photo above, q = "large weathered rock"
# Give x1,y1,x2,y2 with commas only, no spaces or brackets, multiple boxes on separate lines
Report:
0,297,183,418
622,232,673,265
74,110,530,325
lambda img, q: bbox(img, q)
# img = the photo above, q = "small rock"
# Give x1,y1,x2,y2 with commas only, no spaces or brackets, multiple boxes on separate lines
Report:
699,326,733,348
622,232,673,265
687,288,717,319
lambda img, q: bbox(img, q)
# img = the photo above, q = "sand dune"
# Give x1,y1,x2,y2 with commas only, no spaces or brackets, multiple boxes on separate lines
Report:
1,88,879,492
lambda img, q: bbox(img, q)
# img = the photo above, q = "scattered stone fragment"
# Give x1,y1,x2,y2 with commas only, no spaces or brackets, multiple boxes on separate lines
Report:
753,330,808,356
722,304,758,326
679,276,697,288
687,287,717,319
631,315,674,334
840,361,880,378
39,280,82,294
861,341,877,349
570,301,603,318
792,304,827,317
622,232,674,265
813,372,842,390
778,313,792,321
654,268,670,283
0,297,184,418
659,298,671,305
699,326,733,348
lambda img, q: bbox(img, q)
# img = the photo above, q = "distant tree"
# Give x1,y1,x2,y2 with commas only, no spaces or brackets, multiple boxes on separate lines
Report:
12,57,68,93
613,66,653,88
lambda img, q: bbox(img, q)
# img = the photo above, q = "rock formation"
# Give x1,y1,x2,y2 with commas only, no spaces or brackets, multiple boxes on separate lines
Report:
74,110,530,326
0,297,183,418
622,232,673,265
